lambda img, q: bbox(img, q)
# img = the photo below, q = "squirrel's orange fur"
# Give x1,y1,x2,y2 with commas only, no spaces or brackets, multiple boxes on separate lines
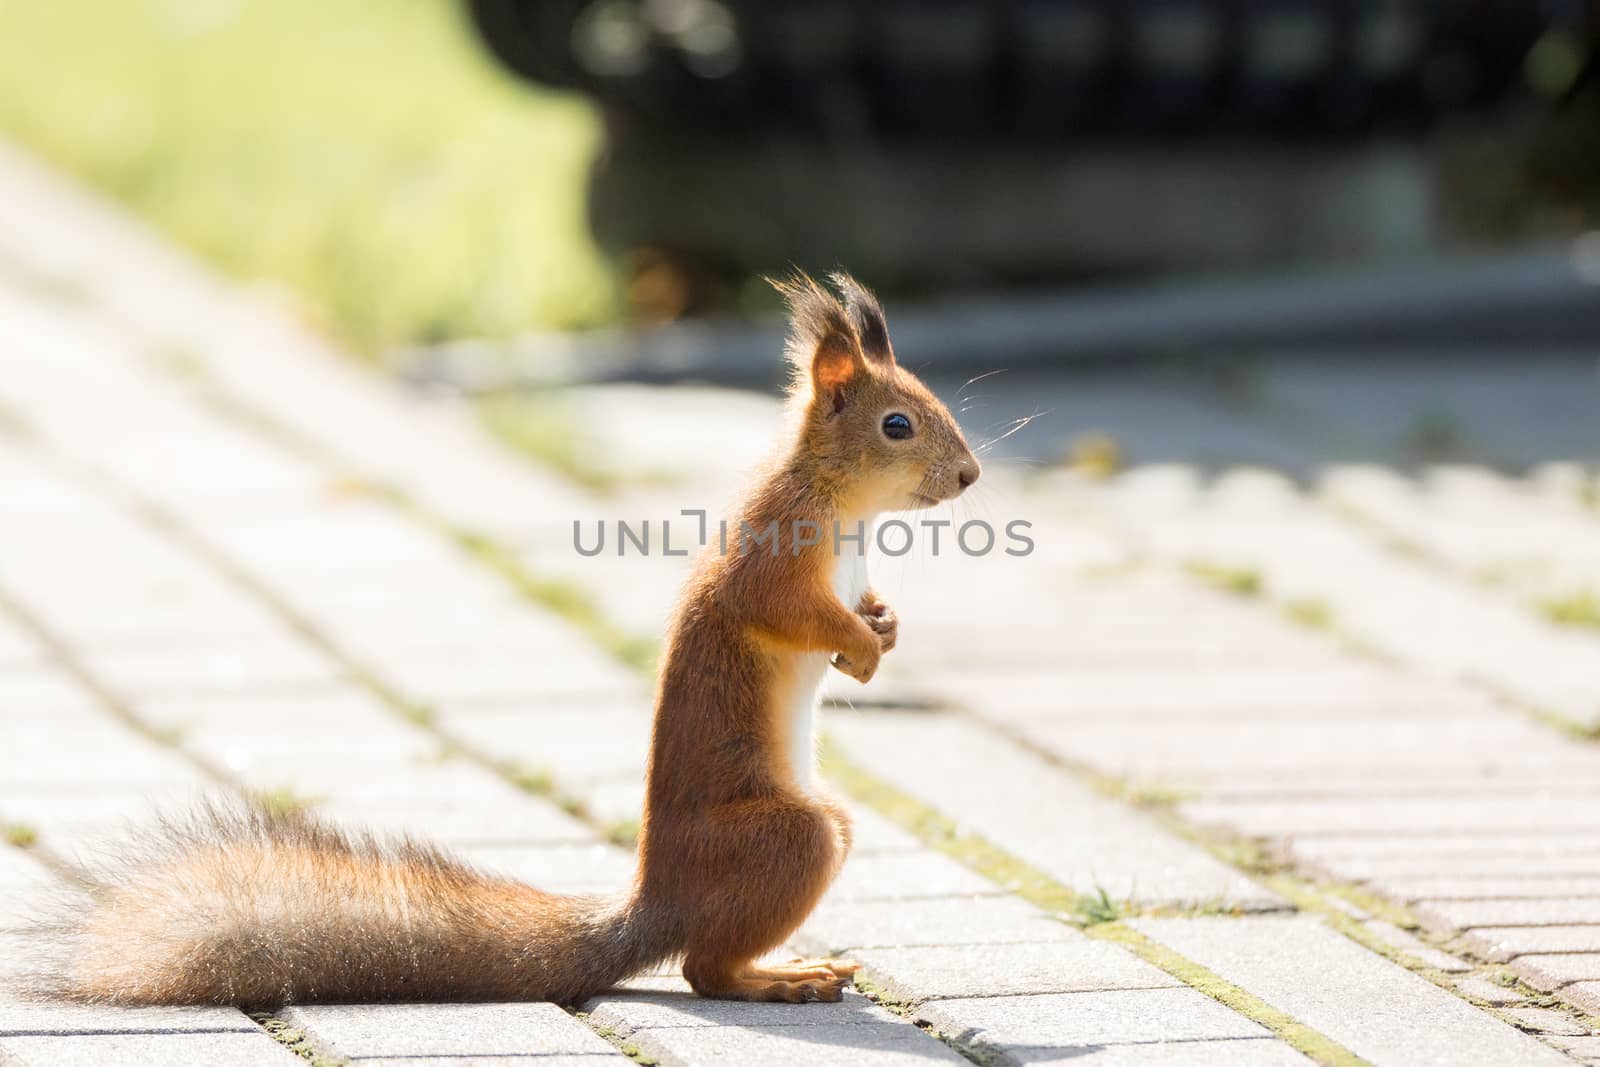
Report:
45,272,979,1007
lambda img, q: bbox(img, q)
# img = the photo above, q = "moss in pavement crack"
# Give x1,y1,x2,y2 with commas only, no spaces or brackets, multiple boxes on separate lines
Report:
574,1015,659,1067
851,974,991,1066
1182,559,1264,597
250,1013,348,1067
1539,588,1600,631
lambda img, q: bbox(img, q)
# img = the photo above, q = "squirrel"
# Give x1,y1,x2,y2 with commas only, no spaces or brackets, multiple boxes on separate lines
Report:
44,271,980,1008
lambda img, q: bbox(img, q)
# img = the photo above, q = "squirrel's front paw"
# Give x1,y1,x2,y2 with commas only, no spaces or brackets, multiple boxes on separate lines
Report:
855,593,898,654
862,606,897,653
831,641,880,684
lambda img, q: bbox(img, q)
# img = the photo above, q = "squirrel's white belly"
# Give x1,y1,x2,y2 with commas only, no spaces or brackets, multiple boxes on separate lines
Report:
783,528,871,792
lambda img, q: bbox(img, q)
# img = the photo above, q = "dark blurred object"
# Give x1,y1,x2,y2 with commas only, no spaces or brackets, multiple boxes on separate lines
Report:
470,0,1599,302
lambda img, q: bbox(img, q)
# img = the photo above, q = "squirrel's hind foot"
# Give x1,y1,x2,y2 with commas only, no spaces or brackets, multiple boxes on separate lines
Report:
685,958,854,1003
749,975,850,1003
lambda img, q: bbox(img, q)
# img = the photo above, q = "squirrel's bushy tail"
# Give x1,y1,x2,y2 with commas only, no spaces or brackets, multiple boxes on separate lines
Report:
41,805,673,1006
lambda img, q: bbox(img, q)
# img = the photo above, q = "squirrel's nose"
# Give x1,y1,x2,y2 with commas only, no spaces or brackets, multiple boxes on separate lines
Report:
956,460,980,492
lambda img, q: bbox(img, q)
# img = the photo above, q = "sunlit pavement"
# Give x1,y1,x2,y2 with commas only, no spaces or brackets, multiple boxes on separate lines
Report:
1,139,1598,1066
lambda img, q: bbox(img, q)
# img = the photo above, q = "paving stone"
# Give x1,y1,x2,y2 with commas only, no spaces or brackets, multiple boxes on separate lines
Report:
846,806,924,854
827,851,1003,902
316,766,594,845
913,988,1308,1066
937,665,1468,722
1132,916,1572,1066
1382,878,1600,901
1501,1007,1593,1037
0,932,43,984
1551,1035,1600,1059
131,686,399,732
584,990,907,1035
578,779,646,828
355,1057,616,1067
1294,833,1600,863
1118,491,1600,732
0,1030,302,1065
386,656,642,705
829,713,1280,910
458,843,635,894
315,796,592,846
442,704,651,785
283,1003,621,1059
1562,983,1600,1016
614,1015,970,1067
334,609,611,663
1020,717,1584,783
0,728,205,790
583,984,973,1065
1358,920,1473,973
797,896,1078,955
0,850,54,931
1206,770,1600,802
1464,926,1600,962
0,848,52,890
0,674,98,718
1330,855,1600,881
859,940,1181,1003
1409,948,1476,974
0,786,211,845
0,998,259,1035
1180,796,1600,838
1416,899,1600,932
82,641,342,699
1513,955,1600,992
1450,976,1526,1006
184,721,441,793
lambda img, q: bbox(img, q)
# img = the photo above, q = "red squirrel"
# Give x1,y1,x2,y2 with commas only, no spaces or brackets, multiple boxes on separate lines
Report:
47,271,980,1007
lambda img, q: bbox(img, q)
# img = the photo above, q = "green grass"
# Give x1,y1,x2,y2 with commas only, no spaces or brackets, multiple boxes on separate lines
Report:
251,1013,348,1067
1283,597,1334,631
250,786,317,818
1183,559,1264,598
1540,589,1600,631
3,822,39,849
0,1,617,356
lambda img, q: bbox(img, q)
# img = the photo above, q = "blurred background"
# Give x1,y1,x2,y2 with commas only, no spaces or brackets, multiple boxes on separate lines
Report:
0,0,1596,471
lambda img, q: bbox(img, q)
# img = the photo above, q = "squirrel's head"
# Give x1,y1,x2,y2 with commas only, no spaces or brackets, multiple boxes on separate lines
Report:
776,271,980,513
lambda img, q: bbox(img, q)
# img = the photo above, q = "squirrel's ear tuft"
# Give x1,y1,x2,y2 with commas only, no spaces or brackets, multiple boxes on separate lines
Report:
769,271,864,415
829,272,894,365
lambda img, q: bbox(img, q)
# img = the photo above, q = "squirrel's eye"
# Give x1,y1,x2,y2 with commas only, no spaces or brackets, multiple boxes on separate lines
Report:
882,413,914,440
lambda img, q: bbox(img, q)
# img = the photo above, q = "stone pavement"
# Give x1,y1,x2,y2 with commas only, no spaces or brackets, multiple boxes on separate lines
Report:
0,138,1598,1065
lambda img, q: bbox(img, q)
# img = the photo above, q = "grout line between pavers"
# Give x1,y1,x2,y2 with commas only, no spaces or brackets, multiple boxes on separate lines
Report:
250,1012,350,1067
